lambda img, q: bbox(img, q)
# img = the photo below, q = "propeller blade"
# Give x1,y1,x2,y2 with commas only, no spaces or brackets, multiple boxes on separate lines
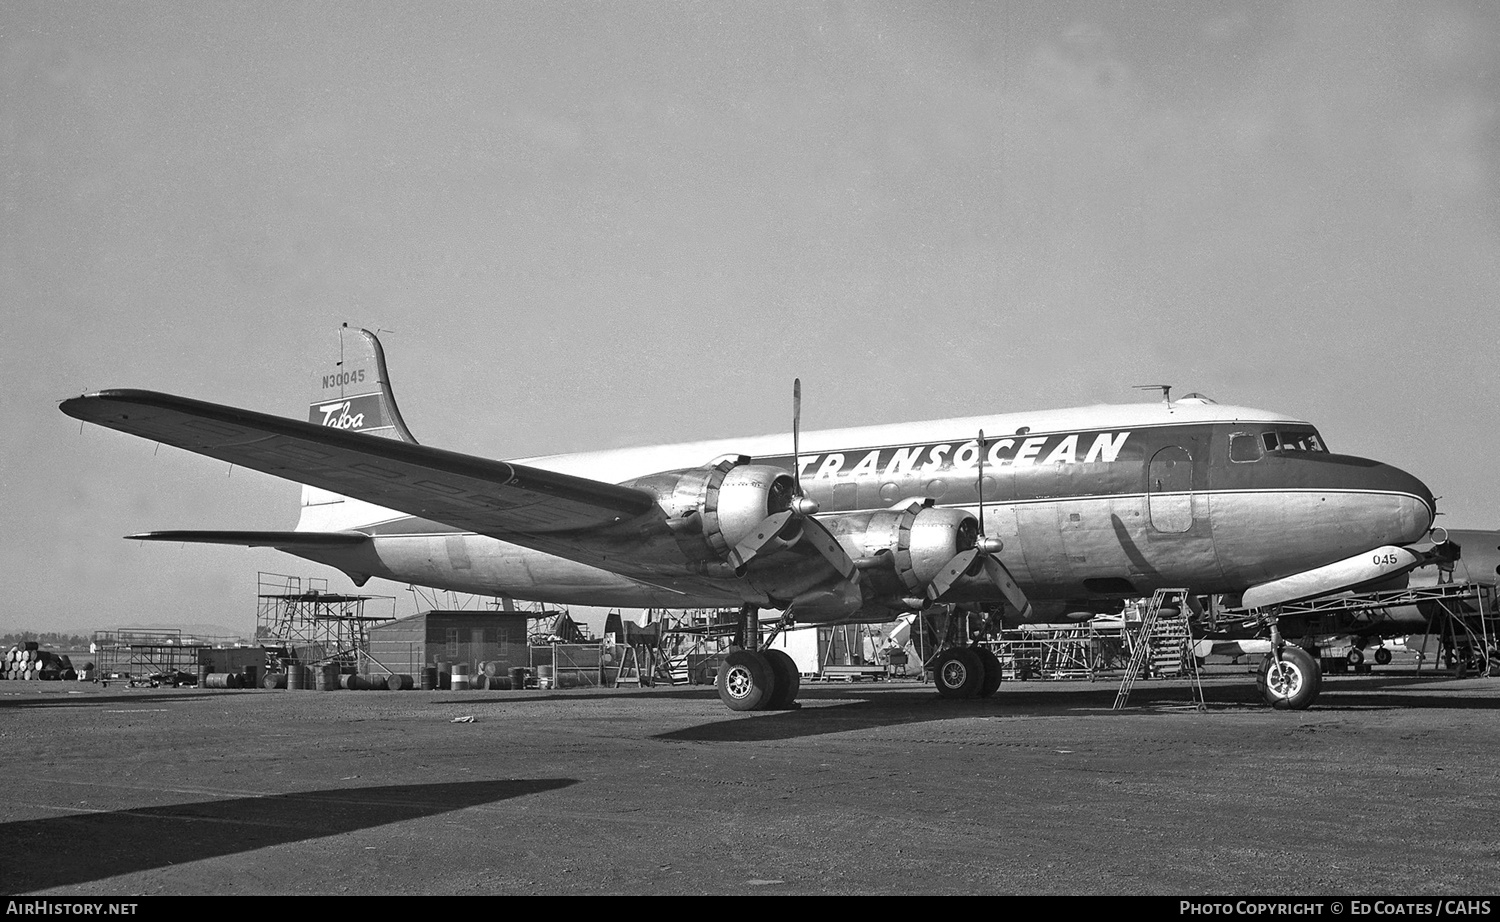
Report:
787,378,819,515
926,547,981,601
792,378,803,497
727,509,798,570
924,541,1031,619
976,429,987,517
980,556,1032,621
799,514,857,579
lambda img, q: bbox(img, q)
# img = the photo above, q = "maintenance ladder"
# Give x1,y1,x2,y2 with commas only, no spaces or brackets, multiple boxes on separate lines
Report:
1112,588,1205,710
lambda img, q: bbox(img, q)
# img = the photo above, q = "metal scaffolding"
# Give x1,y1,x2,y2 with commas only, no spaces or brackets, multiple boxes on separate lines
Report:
90,628,216,680
982,599,1194,683
654,609,739,685
1231,581,1495,676
254,572,397,669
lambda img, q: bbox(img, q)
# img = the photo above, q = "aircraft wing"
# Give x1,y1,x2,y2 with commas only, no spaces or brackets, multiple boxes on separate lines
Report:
61,389,657,537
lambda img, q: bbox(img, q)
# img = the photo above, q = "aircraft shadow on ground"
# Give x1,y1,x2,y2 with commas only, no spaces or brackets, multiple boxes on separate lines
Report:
651,675,1500,742
651,683,1218,742
1316,674,1500,709
0,777,576,893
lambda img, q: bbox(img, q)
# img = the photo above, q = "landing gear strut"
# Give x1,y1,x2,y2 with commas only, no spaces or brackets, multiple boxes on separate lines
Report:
1253,618,1323,710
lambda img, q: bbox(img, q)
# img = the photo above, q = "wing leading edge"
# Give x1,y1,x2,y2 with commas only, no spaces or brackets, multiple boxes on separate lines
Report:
61,389,657,540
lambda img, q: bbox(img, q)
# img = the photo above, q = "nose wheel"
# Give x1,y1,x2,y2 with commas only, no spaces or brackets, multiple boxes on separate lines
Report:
1256,645,1321,710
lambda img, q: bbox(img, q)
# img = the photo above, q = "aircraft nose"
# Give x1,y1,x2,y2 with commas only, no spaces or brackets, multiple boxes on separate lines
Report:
1362,461,1435,543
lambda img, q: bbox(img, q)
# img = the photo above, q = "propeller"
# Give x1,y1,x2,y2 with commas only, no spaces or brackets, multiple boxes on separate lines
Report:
926,429,1032,619
726,379,852,578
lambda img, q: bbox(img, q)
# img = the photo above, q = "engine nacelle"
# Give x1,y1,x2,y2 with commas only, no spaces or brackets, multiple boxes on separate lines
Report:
622,457,795,565
826,501,978,596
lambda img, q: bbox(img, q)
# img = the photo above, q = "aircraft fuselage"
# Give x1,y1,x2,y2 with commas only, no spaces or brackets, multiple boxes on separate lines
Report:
289,401,1434,622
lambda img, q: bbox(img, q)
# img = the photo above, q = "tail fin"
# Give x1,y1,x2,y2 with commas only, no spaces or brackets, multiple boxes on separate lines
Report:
308,326,419,443
300,326,417,530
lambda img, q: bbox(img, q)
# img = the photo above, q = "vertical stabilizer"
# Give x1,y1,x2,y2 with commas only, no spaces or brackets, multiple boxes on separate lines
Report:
308,326,419,443
299,326,418,530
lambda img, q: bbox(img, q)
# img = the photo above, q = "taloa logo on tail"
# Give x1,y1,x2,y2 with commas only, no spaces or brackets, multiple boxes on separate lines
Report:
316,396,375,430
308,326,419,443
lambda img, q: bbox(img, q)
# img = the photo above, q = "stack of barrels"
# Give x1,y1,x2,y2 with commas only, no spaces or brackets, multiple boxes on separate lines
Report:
2,643,76,681
433,662,529,690
345,673,414,690
256,665,418,690
245,662,531,691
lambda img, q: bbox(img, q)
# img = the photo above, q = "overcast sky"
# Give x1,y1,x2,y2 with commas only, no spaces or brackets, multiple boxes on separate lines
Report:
4,1,1497,638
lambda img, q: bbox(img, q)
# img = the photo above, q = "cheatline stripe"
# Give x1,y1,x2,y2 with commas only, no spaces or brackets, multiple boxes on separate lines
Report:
321,487,1430,538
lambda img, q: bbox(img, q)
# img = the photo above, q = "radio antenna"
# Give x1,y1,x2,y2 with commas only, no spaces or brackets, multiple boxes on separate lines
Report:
1132,384,1172,405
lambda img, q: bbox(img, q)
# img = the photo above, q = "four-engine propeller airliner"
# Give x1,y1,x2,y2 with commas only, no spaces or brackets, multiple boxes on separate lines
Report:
60,328,1441,711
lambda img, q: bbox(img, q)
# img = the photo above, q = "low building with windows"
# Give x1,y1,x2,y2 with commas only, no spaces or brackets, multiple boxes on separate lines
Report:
365,610,532,685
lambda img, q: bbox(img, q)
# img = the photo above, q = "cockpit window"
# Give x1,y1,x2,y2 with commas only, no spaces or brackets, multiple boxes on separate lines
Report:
1261,428,1328,453
1229,432,1263,463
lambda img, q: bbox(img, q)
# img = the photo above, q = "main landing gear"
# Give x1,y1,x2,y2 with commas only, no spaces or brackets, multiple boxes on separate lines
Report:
1346,644,1392,666
715,605,802,712
717,648,801,712
931,646,1003,700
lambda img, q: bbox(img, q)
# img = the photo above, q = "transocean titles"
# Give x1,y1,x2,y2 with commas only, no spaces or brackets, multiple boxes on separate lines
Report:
787,429,1135,479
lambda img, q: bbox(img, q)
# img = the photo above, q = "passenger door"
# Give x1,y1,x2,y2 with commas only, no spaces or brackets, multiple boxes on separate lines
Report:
1148,446,1193,533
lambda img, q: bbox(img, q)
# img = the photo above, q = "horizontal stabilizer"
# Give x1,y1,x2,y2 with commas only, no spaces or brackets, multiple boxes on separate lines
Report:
125,530,370,547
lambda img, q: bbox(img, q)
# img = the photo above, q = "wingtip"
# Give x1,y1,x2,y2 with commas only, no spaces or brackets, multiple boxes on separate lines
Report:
60,389,140,416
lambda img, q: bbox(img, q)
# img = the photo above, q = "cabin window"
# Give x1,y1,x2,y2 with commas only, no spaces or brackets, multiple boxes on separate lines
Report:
1262,428,1328,453
1229,433,1263,463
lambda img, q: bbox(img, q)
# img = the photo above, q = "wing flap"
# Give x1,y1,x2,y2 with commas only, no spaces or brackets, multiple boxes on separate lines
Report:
62,390,656,537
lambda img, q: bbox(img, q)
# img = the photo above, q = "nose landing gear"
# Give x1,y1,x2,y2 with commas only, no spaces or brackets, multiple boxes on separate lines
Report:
1257,644,1321,710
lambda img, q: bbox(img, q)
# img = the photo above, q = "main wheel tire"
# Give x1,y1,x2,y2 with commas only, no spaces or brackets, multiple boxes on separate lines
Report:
974,646,1002,698
933,647,984,699
717,650,777,712
761,649,801,710
1374,647,1392,666
1256,646,1322,710
1346,648,1364,666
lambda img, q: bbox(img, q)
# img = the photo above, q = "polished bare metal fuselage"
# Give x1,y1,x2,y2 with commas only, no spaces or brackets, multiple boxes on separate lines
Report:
287,409,1435,622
